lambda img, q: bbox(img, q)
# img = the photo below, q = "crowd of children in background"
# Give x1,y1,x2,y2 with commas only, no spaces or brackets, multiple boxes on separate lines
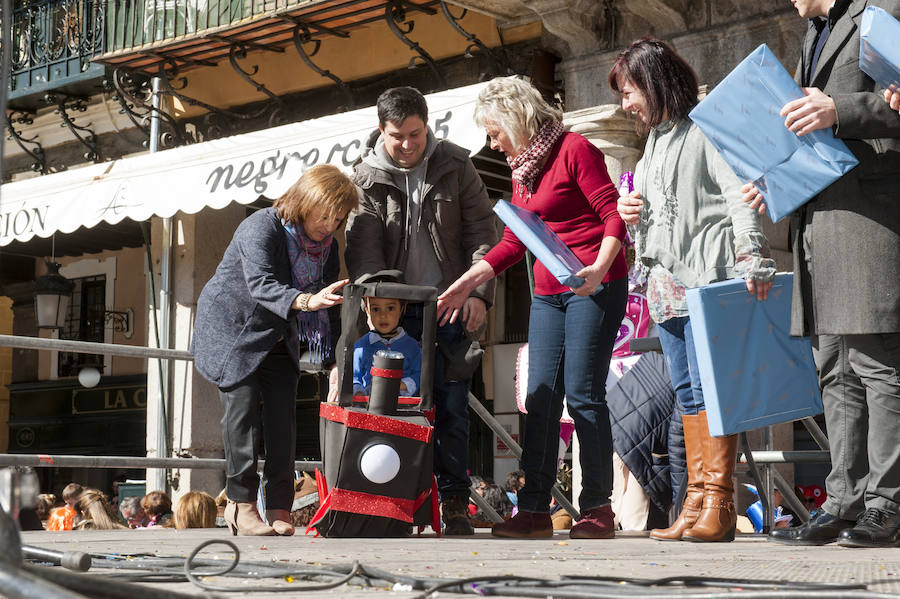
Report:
20,471,322,532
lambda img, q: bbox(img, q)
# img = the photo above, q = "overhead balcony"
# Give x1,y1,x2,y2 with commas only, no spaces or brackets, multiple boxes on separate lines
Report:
95,0,440,75
7,0,108,110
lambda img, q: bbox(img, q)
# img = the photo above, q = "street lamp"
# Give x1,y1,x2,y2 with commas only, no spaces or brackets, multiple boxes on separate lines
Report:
34,261,74,330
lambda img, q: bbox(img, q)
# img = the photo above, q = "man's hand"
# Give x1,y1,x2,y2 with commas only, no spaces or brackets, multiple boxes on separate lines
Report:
617,191,643,226
781,87,836,136
741,182,768,216
461,297,487,332
885,89,900,115
326,365,339,402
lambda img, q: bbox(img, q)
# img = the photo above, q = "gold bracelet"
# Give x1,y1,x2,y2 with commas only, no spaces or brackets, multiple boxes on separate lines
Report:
299,293,312,312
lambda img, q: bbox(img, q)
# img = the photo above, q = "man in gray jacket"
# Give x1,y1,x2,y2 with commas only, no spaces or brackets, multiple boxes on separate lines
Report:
746,0,900,548
346,86,497,535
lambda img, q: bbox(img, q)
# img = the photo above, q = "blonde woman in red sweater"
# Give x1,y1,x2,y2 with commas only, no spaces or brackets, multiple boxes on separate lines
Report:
439,76,628,539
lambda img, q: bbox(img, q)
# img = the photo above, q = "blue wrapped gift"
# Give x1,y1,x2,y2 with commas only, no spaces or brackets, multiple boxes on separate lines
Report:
689,44,858,223
493,200,586,288
860,6,900,92
686,273,823,437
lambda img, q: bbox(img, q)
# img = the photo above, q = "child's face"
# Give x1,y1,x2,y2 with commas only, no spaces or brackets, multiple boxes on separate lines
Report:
365,297,403,335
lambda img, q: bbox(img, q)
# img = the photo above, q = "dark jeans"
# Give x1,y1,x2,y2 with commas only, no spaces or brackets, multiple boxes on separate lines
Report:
517,277,627,513
814,333,900,519
218,341,298,510
657,316,705,415
403,304,472,500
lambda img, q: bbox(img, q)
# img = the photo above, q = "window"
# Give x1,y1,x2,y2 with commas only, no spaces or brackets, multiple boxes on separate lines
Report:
58,275,106,377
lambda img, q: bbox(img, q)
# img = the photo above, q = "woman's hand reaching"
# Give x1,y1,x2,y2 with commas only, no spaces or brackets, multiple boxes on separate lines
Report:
295,279,349,312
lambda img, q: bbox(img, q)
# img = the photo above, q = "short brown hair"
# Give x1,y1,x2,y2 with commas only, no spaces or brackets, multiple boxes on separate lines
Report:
140,490,173,517
173,491,217,529
273,164,359,227
62,483,83,502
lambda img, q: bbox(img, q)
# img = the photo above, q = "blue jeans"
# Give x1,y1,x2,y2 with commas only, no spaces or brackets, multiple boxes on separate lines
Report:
657,316,705,414
403,305,472,500
517,277,627,513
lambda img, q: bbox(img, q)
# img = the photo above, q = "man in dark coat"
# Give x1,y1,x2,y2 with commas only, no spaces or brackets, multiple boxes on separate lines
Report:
345,87,497,535
746,0,900,548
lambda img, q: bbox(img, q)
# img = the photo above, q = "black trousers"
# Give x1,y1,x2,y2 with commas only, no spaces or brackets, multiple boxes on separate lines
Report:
218,341,299,510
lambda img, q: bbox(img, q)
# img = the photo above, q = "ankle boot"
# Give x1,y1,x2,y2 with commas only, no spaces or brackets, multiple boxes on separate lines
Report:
683,411,738,542
266,509,295,536
650,413,704,541
223,501,276,536
491,510,553,538
441,496,474,536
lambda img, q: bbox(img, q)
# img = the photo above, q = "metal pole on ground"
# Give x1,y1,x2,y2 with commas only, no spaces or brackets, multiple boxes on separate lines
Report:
468,392,580,521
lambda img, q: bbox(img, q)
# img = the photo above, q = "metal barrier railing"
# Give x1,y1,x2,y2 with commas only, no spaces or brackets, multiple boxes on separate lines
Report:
0,453,320,471
0,333,831,531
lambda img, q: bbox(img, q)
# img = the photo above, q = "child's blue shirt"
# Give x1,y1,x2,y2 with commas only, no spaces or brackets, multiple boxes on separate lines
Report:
352,327,422,396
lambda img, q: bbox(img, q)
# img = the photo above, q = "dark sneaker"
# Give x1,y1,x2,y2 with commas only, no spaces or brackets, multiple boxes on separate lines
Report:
491,510,553,538
441,496,474,536
570,505,616,539
768,509,855,546
837,507,900,548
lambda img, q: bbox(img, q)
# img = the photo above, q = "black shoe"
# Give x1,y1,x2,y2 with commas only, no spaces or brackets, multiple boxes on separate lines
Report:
837,508,900,548
768,510,855,546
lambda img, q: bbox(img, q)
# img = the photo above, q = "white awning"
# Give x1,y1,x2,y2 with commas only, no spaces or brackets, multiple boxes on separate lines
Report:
0,82,489,247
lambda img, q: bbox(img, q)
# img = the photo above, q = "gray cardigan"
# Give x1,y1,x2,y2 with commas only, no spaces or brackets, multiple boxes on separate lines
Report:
191,207,340,388
634,118,773,290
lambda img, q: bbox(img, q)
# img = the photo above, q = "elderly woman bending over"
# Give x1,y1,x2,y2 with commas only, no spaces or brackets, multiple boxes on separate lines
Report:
439,76,628,539
192,165,358,537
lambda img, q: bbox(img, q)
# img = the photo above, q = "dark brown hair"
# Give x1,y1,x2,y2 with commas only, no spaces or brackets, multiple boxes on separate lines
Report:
608,38,699,134
273,164,359,227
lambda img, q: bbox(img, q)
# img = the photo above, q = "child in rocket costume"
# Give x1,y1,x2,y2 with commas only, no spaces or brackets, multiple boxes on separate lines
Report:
308,271,440,537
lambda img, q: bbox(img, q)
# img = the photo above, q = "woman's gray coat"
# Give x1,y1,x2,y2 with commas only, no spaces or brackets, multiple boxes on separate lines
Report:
191,207,339,388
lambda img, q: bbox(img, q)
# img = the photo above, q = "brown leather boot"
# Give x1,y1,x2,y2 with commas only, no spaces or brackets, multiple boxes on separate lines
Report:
224,501,276,536
683,411,738,543
266,509,295,536
650,413,704,541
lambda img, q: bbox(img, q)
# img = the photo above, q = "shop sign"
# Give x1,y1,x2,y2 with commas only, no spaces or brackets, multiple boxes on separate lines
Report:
71,386,146,414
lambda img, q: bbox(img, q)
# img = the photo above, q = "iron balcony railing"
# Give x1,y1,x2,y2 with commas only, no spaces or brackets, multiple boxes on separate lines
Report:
104,0,307,51
7,0,106,102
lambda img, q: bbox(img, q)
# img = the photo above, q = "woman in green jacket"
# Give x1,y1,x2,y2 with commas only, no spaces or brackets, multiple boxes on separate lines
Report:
609,38,775,543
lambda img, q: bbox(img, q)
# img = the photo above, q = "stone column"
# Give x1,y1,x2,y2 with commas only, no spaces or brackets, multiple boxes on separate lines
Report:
146,204,245,501
565,105,644,187
562,105,644,512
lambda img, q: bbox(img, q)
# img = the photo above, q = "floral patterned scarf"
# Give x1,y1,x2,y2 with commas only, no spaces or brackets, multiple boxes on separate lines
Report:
508,119,566,198
283,220,332,362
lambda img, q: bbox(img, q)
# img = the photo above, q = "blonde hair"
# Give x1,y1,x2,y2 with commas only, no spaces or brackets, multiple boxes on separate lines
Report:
473,76,563,155
273,164,359,227
76,489,127,530
173,491,217,529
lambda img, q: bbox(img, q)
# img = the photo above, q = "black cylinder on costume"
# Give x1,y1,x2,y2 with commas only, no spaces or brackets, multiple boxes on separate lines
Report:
368,350,403,415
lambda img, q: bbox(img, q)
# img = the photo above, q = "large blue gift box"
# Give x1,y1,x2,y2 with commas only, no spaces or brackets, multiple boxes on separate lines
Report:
686,273,823,437
860,6,900,92
689,44,858,223
493,200,586,288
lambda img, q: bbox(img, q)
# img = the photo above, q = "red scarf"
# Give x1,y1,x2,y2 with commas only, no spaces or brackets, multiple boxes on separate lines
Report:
508,120,565,198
